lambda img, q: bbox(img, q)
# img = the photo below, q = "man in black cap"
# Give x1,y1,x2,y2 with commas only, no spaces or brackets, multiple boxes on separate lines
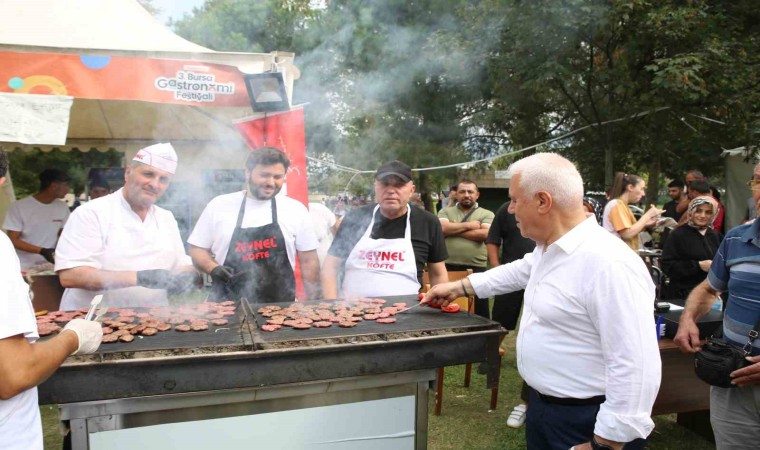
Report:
322,160,449,298
2,169,70,269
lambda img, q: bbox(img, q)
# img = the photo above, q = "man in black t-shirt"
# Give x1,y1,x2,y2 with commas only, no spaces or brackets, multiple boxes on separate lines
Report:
486,201,536,330
662,180,685,221
322,161,448,298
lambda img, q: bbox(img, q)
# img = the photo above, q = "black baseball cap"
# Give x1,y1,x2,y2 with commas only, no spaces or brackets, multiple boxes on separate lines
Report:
90,178,110,190
375,160,412,183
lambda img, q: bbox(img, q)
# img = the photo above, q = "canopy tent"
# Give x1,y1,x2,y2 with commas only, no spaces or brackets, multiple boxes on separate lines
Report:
0,0,301,221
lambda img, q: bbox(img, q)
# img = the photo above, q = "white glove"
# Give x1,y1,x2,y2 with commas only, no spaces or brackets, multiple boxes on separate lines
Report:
62,319,103,355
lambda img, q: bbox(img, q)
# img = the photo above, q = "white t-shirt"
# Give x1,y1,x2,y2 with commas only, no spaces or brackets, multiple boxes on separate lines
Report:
2,196,69,270
188,191,318,269
309,203,337,264
0,232,43,450
55,189,191,310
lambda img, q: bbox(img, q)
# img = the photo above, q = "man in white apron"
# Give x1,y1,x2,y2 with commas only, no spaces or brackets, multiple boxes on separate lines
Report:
55,143,197,310
322,160,448,299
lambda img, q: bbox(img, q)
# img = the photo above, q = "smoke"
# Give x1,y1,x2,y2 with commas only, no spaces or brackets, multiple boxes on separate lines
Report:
293,2,507,174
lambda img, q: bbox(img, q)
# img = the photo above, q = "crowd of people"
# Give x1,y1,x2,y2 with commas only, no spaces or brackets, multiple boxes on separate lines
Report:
1,145,759,450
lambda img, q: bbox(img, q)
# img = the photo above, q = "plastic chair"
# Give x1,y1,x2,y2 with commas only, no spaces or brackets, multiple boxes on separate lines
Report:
422,270,500,415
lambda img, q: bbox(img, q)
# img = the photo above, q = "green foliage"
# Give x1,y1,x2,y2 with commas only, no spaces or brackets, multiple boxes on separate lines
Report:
173,0,758,196
172,0,317,53
473,0,758,189
6,148,123,199
136,0,160,16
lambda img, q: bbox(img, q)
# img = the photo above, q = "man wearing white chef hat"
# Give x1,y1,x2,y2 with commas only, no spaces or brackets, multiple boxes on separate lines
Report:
55,143,198,310
0,149,102,450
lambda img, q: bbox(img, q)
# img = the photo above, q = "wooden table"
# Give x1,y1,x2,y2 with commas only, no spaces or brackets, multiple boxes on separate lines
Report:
654,339,713,442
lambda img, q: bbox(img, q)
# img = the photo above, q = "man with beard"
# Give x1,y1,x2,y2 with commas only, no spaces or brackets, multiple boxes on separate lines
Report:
322,160,448,298
662,179,685,221
188,147,320,302
55,143,197,310
438,180,494,318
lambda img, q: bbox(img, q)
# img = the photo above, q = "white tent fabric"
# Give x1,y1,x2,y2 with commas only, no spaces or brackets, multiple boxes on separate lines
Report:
0,0,300,142
0,0,212,53
0,0,300,74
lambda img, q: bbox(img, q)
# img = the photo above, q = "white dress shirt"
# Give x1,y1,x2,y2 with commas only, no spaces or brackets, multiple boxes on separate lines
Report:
469,216,661,443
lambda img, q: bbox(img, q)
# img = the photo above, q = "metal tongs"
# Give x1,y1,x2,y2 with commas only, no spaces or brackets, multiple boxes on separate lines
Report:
84,294,104,321
398,294,426,314
397,302,424,314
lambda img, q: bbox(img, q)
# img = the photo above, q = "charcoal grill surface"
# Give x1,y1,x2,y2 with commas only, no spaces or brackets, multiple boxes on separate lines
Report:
247,295,497,345
40,305,252,355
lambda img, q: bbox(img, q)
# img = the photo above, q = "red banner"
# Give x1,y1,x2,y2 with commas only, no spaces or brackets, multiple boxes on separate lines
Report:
234,108,310,299
234,108,308,207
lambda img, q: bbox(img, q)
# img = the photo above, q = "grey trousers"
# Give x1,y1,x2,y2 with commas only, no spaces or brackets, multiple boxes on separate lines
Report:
710,384,760,450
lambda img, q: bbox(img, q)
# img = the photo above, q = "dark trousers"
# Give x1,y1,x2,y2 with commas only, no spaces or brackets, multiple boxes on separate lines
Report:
492,290,525,330
444,263,488,318
526,388,646,450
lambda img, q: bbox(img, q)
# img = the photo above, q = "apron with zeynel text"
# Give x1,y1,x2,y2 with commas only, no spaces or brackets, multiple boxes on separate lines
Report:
342,204,420,298
219,196,295,303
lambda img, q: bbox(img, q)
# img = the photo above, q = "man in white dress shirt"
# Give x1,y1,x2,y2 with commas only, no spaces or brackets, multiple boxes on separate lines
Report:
424,153,661,450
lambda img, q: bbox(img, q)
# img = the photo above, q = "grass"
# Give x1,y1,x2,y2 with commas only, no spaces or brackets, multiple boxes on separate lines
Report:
39,332,716,449
427,331,716,449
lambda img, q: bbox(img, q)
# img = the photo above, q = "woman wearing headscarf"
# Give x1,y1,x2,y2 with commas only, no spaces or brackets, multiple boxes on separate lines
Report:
661,196,723,300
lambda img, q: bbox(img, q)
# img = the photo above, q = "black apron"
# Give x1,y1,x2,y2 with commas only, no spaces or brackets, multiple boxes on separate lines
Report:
216,196,295,303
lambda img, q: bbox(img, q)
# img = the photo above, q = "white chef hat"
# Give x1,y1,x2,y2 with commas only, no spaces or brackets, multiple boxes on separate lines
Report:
132,143,178,174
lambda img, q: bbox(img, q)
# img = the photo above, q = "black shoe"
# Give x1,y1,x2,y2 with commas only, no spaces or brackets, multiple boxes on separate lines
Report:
477,362,489,375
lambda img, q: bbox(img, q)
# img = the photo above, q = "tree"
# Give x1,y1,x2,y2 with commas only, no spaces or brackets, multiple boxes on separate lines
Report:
137,0,160,16
173,0,759,202
174,0,486,208
172,0,343,193
6,148,123,199
295,0,488,204
468,0,758,194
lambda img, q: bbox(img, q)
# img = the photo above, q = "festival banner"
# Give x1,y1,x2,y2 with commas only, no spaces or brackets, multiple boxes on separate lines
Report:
0,50,250,107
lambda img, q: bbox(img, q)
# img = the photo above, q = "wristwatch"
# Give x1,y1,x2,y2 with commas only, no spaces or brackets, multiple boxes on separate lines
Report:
591,437,614,450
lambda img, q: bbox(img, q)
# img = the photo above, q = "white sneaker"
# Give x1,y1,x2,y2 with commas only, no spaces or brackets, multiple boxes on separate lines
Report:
507,403,527,428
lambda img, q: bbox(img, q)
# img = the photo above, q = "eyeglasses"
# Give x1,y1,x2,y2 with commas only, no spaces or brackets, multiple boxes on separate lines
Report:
747,178,760,190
